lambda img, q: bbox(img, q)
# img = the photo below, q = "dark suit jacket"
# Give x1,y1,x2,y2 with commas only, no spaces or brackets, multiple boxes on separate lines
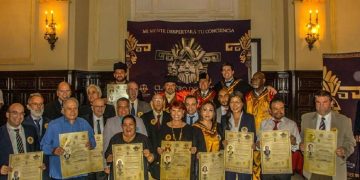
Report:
134,100,151,117
220,112,256,142
0,124,39,180
22,115,50,141
43,100,62,121
79,103,116,123
81,111,113,131
140,111,171,152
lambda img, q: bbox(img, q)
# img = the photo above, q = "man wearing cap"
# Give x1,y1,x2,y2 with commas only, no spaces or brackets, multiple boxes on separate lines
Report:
112,61,128,84
158,75,187,112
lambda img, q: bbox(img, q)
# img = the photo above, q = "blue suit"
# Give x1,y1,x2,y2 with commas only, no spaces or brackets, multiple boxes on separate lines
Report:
0,124,39,180
22,115,50,141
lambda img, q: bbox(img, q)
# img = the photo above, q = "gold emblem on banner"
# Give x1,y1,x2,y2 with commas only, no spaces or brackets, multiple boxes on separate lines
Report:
322,66,341,111
225,30,251,64
125,33,151,68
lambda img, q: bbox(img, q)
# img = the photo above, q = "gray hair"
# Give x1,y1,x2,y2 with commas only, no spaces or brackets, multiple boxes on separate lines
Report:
86,84,102,98
63,97,79,108
27,93,44,104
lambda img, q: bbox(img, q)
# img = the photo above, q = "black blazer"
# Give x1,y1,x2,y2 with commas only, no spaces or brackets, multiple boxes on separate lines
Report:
140,111,171,152
220,112,256,142
43,100,62,121
22,115,50,141
0,124,39,180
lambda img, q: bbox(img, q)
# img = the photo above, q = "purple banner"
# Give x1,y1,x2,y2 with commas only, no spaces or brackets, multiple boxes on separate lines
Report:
126,20,251,100
323,52,360,179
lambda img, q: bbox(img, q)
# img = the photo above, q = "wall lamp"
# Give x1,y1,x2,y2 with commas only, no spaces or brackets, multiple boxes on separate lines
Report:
44,10,58,50
305,9,320,50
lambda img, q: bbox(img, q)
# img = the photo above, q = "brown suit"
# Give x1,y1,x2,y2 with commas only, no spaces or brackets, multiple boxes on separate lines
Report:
301,111,356,180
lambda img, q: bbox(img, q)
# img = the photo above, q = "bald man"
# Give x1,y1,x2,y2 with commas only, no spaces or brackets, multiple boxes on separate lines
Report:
0,103,39,180
43,81,72,121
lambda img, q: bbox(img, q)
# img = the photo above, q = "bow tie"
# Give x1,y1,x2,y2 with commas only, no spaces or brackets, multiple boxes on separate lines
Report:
225,80,233,84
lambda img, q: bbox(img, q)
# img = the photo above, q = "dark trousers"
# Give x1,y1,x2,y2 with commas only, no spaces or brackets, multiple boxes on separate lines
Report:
225,171,252,180
262,174,292,180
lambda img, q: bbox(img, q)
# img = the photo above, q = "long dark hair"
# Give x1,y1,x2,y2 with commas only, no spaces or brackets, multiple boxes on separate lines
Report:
199,101,217,125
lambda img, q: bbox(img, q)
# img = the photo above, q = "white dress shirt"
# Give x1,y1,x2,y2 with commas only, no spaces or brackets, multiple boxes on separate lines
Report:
92,114,104,134
7,123,27,153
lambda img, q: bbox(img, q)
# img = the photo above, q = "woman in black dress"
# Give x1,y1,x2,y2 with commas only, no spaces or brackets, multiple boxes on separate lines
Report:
105,115,155,180
157,100,196,179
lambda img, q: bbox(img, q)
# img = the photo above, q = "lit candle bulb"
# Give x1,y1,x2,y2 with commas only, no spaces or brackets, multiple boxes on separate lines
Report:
45,11,48,22
315,9,319,23
309,10,312,22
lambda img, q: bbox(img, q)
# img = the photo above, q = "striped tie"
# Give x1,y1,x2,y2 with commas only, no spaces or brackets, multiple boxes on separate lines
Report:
14,129,24,153
319,117,326,130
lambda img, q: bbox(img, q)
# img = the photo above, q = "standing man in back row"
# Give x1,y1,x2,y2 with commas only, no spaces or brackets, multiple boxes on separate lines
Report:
43,81,72,121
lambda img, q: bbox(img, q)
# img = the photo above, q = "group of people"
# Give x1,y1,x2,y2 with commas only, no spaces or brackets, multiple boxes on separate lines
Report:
0,61,356,180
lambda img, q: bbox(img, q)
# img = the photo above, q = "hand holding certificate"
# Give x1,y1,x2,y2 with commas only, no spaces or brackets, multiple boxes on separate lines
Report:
112,143,144,180
304,128,337,176
59,131,91,178
160,141,192,180
260,130,292,174
224,130,254,174
8,151,43,180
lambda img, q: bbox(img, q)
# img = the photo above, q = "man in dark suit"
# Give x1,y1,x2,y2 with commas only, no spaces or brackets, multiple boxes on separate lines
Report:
184,95,199,125
127,81,151,117
43,81,72,121
23,93,49,141
79,84,115,119
140,93,171,179
0,103,39,180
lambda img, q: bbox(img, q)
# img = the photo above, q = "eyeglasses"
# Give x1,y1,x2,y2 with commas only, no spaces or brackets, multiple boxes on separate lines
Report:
9,111,25,116
30,103,44,107
93,105,105,108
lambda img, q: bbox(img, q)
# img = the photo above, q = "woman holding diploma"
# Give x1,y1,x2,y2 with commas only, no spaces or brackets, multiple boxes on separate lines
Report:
193,101,222,152
105,115,154,180
157,101,196,179
221,91,256,180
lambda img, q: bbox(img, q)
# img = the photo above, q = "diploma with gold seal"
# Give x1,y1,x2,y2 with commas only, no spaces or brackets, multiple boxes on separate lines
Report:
260,130,292,174
112,143,144,180
90,134,104,172
107,84,128,105
8,151,43,180
304,128,337,176
160,141,192,180
59,131,91,178
198,151,225,180
224,130,254,174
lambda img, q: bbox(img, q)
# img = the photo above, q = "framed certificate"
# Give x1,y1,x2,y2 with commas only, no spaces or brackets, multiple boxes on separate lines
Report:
198,151,224,180
8,151,43,180
112,143,144,180
304,128,337,176
59,131,91,178
260,130,292,174
160,141,192,180
107,84,128,105
224,130,254,174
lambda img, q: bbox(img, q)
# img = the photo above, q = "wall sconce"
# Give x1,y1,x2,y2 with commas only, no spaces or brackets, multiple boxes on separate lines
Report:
44,10,58,50
305,9,320,50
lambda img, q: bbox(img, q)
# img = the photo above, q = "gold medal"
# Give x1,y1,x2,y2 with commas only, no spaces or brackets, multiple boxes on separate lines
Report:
151,119,157,125
137,112,144,117
27,136,34,144
165,134,172,141
241,127,248,132
44,123,49,129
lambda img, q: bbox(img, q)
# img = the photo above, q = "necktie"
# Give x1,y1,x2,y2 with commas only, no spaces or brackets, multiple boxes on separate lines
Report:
156,114,161,128
34,119,41,134
14,129,24,153
189,116,195,125
131,103,136,116
273,120,280,130
96,119,102,134
319,117,326,130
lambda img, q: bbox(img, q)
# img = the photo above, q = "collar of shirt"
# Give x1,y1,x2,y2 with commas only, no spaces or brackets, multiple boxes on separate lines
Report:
6,123,22,131
200,90,209,96
130,99,138,106
224,78,234,86
254,87,267,96
229,112,243,131
187,112,199,122
316,112,331,130
221,106,228,115
92,113,104,121
153,111,163,118
165,93,175,102
31,115,42,121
